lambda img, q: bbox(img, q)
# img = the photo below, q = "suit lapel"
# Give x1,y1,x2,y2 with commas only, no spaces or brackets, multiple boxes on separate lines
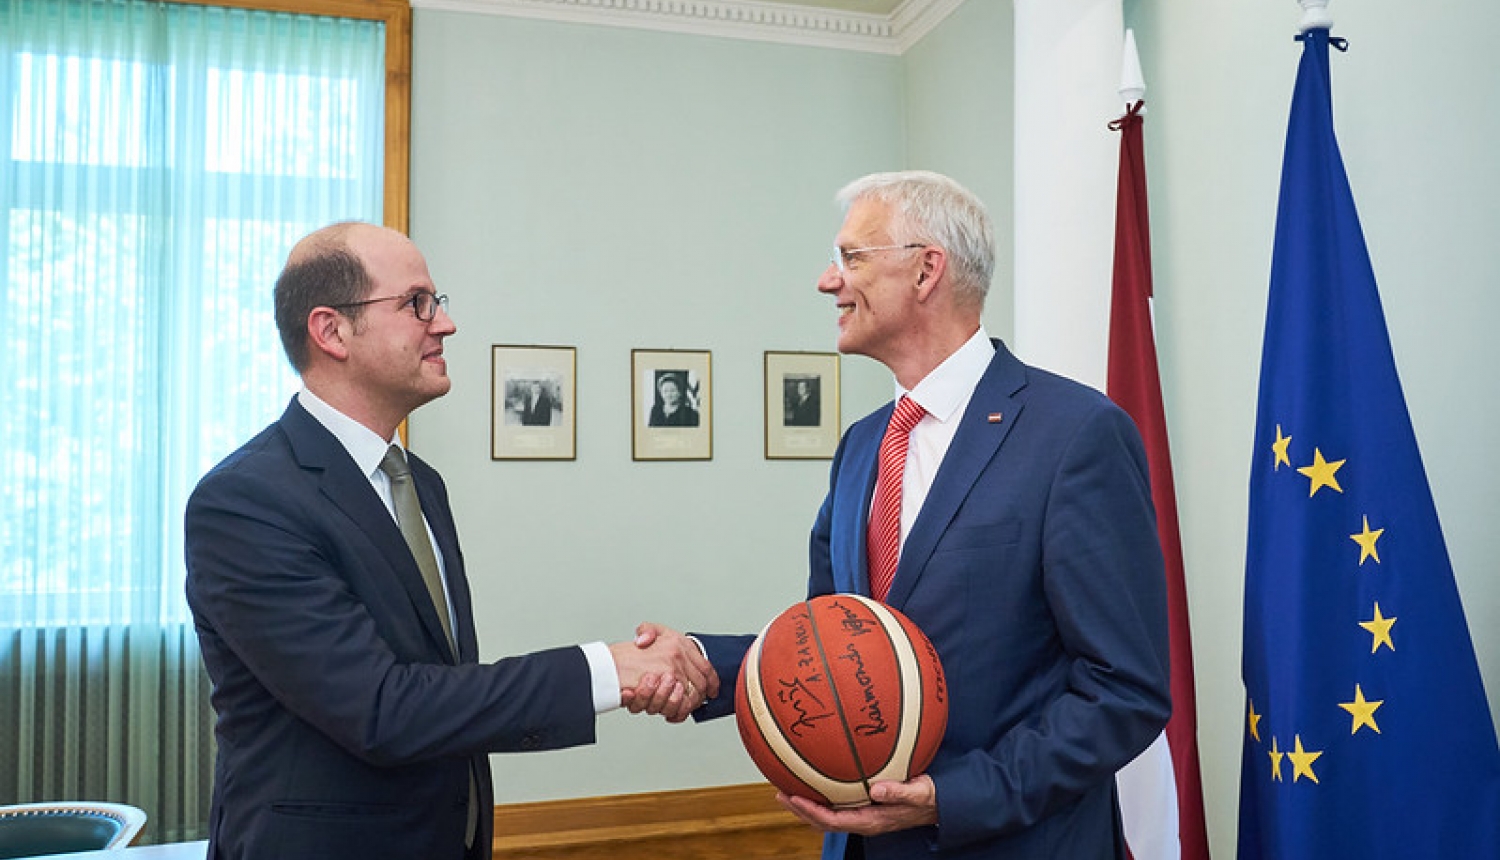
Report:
279,400,459,663
834,403,890,596
885,343,1028,608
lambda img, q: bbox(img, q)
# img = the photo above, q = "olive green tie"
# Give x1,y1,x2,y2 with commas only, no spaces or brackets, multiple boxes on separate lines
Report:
380,445,456,655
380,444,478,847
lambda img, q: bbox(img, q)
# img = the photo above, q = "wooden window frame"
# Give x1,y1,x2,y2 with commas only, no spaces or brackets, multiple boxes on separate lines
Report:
165,0,412,233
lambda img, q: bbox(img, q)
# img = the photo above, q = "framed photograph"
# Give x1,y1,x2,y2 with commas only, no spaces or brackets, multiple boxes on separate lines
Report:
631,349,711,461
765,351,840,460
491,345,576,460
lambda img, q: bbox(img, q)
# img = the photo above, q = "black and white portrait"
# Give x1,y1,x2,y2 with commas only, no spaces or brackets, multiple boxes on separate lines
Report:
764,351,838,460
782,374,821,427
491,345,576,461
503,374,563,427
631,349,712,461
648,370,701,428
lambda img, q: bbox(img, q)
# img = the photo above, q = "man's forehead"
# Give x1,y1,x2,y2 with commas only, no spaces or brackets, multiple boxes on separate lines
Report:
839,198,893,241
346,223,414,258
354,229,432,280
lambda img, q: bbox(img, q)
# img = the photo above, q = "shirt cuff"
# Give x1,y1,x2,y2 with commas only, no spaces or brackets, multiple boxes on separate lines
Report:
581,640,620,714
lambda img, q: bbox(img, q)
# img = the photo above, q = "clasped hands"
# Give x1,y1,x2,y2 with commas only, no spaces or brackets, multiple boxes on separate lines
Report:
610,622,718,723
608,624,934,838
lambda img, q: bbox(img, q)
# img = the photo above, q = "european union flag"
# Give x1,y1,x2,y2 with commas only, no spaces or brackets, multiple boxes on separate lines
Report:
1238,27,1500,858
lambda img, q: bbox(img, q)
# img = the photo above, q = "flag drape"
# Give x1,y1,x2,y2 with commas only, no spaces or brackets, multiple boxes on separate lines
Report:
1237,27,1500,858
1107,99,1211,860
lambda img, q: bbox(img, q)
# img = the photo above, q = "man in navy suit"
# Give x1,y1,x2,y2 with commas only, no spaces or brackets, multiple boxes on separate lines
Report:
185,222,715,860
675,172,1170,859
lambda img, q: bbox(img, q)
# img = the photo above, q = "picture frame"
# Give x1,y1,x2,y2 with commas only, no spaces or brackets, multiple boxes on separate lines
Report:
765,351,840,460
491,345,576,460
631,349,712,461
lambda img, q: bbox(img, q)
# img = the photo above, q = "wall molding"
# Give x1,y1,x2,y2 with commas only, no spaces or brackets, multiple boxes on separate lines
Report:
408,0,969,55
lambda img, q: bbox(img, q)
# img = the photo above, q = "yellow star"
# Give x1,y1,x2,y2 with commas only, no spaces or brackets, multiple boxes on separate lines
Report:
1272,425,1293,470
1339,684,1383,735
1350,515,1384,565
1269,736,1284,782
1248,699,1263,742
1297,448,1346,497
1359,602,1397,654
1288,735,1323,784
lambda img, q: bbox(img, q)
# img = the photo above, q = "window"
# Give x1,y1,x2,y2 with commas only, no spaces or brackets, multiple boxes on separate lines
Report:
2,0,399,627
0,0,410,841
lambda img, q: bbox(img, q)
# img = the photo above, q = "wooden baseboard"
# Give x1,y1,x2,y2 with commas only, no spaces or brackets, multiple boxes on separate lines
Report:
491,783,822,860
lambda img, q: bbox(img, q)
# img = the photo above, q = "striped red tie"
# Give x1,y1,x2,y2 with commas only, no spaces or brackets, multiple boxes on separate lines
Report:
867,396,926,602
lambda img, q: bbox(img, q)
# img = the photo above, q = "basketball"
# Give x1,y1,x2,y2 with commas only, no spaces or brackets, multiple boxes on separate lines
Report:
735,593,947,808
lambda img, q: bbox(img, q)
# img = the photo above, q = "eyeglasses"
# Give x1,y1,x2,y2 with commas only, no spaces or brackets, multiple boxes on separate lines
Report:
830,243,927,274
330,291,449,322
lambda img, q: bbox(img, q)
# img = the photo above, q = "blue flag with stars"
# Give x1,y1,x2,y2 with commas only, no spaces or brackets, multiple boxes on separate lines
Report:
1237,27,1500,859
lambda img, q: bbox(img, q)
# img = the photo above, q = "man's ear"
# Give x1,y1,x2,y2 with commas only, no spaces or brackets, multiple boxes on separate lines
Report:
914,246,947,301
307,307,352,362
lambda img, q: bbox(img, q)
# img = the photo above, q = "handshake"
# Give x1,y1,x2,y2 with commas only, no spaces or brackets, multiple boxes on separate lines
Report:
608,622,718,724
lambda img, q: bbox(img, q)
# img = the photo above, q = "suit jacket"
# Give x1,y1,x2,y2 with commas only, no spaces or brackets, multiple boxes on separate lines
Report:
520,388,555,426
786,393,820,427
649,402,700,427
697,341,1170,860
185,398,596,860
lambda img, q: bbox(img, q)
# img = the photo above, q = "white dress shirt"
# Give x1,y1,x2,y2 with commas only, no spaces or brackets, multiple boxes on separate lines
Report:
888,328,996,547
297,389,620,712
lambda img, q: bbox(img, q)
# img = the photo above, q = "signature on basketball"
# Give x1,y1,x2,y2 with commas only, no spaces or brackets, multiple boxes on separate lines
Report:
837,643,889,737
794,617,818,670
776,676,832,738
924,638,947,703
829,599,875,637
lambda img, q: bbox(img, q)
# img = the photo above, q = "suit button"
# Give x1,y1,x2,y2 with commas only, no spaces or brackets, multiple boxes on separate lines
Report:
521,734,541,750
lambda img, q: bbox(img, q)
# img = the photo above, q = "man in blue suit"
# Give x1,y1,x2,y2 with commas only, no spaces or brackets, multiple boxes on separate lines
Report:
185,222,714,860
680,172,1171,858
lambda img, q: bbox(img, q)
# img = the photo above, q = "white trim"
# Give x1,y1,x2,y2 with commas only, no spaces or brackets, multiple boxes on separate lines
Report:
892,0,967,54
407,0,967,55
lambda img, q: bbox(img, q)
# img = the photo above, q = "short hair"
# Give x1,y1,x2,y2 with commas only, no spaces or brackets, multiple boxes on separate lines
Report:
273,225,374,372
836,170,995,309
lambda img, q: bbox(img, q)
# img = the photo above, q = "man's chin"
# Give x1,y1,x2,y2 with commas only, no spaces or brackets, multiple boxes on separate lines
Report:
834,336,867,358
411,377,452,408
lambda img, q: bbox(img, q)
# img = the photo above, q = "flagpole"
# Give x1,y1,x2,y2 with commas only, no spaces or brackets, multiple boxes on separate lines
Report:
1106,26,1214,860
1298,0,1331,31
1119,28,1145,110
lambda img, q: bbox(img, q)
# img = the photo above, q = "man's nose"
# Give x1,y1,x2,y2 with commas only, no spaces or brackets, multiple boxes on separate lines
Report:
817,263,843,294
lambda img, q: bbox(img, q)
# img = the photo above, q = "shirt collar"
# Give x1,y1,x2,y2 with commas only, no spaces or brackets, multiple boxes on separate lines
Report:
297,387,401,479
899,327,995,424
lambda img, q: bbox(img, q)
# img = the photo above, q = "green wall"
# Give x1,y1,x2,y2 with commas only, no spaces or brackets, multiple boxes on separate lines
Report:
902,0,1015,342
408,10,910,802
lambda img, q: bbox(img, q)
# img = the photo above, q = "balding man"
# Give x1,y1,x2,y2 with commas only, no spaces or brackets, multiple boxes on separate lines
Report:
185,222,715,860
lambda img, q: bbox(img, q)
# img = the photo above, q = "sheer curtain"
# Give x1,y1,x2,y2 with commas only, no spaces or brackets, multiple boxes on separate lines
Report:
1,0,387,842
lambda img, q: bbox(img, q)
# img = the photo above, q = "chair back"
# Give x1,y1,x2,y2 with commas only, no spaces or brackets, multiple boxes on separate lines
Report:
0,802,147,858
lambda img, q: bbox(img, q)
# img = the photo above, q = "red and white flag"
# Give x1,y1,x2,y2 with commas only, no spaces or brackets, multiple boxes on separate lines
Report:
1108,30,1211,860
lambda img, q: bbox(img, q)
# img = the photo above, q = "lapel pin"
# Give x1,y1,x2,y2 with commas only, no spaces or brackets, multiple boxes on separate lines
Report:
987,412,1003,424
